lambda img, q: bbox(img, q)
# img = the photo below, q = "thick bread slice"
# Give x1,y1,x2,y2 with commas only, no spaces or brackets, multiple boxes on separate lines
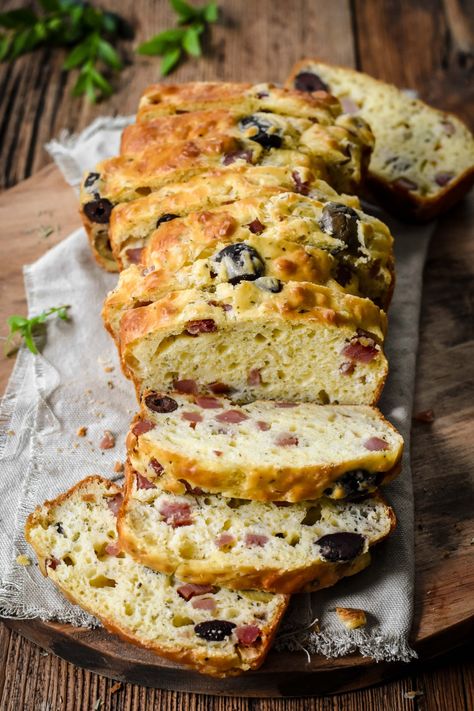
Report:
103,190,394,339
25,476,289,678
119,280,388,405
109,167,360,270
127,391,403,502
287,60,474,221
119,462,396,594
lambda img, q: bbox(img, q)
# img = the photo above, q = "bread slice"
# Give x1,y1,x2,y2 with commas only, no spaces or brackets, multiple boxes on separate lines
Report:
103,190,394,340
25,476,289,678
119,280,388,405
109,167,360,270
287,60,474,220
127,391,403,502
118,462,396,594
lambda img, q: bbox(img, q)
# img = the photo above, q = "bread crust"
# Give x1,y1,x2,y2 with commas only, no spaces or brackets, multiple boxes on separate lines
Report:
25,476,289,678
117,464,397,594
286,59,474,221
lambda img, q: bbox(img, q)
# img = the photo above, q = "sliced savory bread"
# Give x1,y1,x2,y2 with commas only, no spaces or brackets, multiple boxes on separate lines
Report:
25,476,288,678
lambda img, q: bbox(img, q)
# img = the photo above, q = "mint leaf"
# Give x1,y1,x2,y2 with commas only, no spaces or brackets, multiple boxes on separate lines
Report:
160,46,181,75
169,0,198,23
203,1,218,23
182,25,202,57
137,28,185,55
6,305,70,356
97,38,122,69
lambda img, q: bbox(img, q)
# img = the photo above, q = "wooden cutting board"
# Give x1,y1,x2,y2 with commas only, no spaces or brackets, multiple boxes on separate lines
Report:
1,165,473,696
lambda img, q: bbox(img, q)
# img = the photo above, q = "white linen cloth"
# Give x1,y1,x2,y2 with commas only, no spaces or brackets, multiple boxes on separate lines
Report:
0,118,435,662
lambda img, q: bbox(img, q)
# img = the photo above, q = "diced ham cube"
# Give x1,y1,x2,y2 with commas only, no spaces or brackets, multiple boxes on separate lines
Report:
363,437,389,451
245,533,268,547
150,458,164,476
174,379,198,394
195,396,223,409
215,533,235,548
185,319,217,335
256,420,271,431
47,557,60,571
106,493,123,516
181,411,203,423
247,368,262,386
99,430,115,449
105,542,121,556
192,597,217,611
341,341,379,363
131,420,155,436
125,247,143,264
179,479,205,495
159,500,193,527
275,433,299,447
215,410,248,424
236,624,261,645
136,472,156,490
247,219,265,234
208,381,233,394
177,583,216,601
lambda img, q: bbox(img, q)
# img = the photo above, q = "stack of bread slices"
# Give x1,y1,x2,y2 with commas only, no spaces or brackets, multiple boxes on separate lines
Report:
26,69,473,677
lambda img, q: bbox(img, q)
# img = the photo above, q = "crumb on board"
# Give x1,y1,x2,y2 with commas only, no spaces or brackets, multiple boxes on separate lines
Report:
110,682,122,694
114,461,124,473
104,366,114,373
404,690,424,700
100,430,116,450
77,426,87,437
335,607,367,630
7,430,15,436
16,554,32,566
107,380,114,389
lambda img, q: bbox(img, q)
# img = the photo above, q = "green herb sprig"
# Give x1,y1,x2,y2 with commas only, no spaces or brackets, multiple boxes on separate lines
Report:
0,1,132,102
6,305,70,356
137,0,218,76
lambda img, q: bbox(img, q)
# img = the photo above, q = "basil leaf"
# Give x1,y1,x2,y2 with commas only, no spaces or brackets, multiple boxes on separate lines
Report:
160,46,181,75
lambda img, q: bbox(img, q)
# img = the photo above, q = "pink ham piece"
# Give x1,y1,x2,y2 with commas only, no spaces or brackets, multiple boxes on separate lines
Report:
47,557,60,571
105,542,121,556
256,420,271,431
179,479,205,495
192,597,217,611
99,430,115,449
215,533,235,548
174,379,198,394
341,341,379,363
177,583,216,601
181,411,203,423
245,533,268,547
136,472,156,490
247,368,262,386
364,437,389,451
236,624,261,646
208,381,233,394
159,500,193,527
195,396,223,409
132,420,155,436
275,433,299,447
150,458,164,476
106,493,123,516
339,361,355,375
215,410,248,424
185,319,217,335
214,450,223,457
247,218,265,234
125,247,143,264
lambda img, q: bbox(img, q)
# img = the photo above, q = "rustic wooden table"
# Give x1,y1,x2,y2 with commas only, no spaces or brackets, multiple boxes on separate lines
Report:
0,0,473,708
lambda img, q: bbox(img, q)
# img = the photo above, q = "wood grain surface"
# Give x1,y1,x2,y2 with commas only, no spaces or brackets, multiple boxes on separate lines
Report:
0,0,473,708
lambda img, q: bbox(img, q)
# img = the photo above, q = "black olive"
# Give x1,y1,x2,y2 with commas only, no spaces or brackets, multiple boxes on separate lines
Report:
254,276,282,293
239,116,283,149
144,393,178,413
318,202,360,253
194,620,236,641
55,522,65,535
213,243,265,285
156,213,179,228
83,198,113,224
294,71,329,93
324,470,383,498
315,532,365,562
333,262,353,287
84,172,100,189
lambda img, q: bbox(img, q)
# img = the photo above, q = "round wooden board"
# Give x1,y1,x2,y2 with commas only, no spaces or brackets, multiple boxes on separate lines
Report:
1,167,473,696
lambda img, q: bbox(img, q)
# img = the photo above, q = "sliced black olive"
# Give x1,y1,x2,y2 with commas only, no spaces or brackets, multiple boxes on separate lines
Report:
212,243,265,285
144,393,178,413
156,213,179,228
318,202,360,254
315,532,365,562
324,470,384,498
294,71,329,93
83,198,113,224
194,620,236,641
84,172,100,189
254,276,282,293
239,115,283,149
55,522,65,535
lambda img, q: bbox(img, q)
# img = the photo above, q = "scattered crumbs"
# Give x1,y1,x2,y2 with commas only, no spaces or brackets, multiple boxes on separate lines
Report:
85,388,93,395
114,461,124,473
413,409,435,423
40,650,49,657
100,431,116,450
39,224,54,239
57,448,63,454
107,380,115,389
104,365,115,373
73,443,79,449
7,430,15,436
335,607,367,630
404,690,424,700
93,699,103,711
110,682,122,694
77,426,88,437
16,554,32,566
